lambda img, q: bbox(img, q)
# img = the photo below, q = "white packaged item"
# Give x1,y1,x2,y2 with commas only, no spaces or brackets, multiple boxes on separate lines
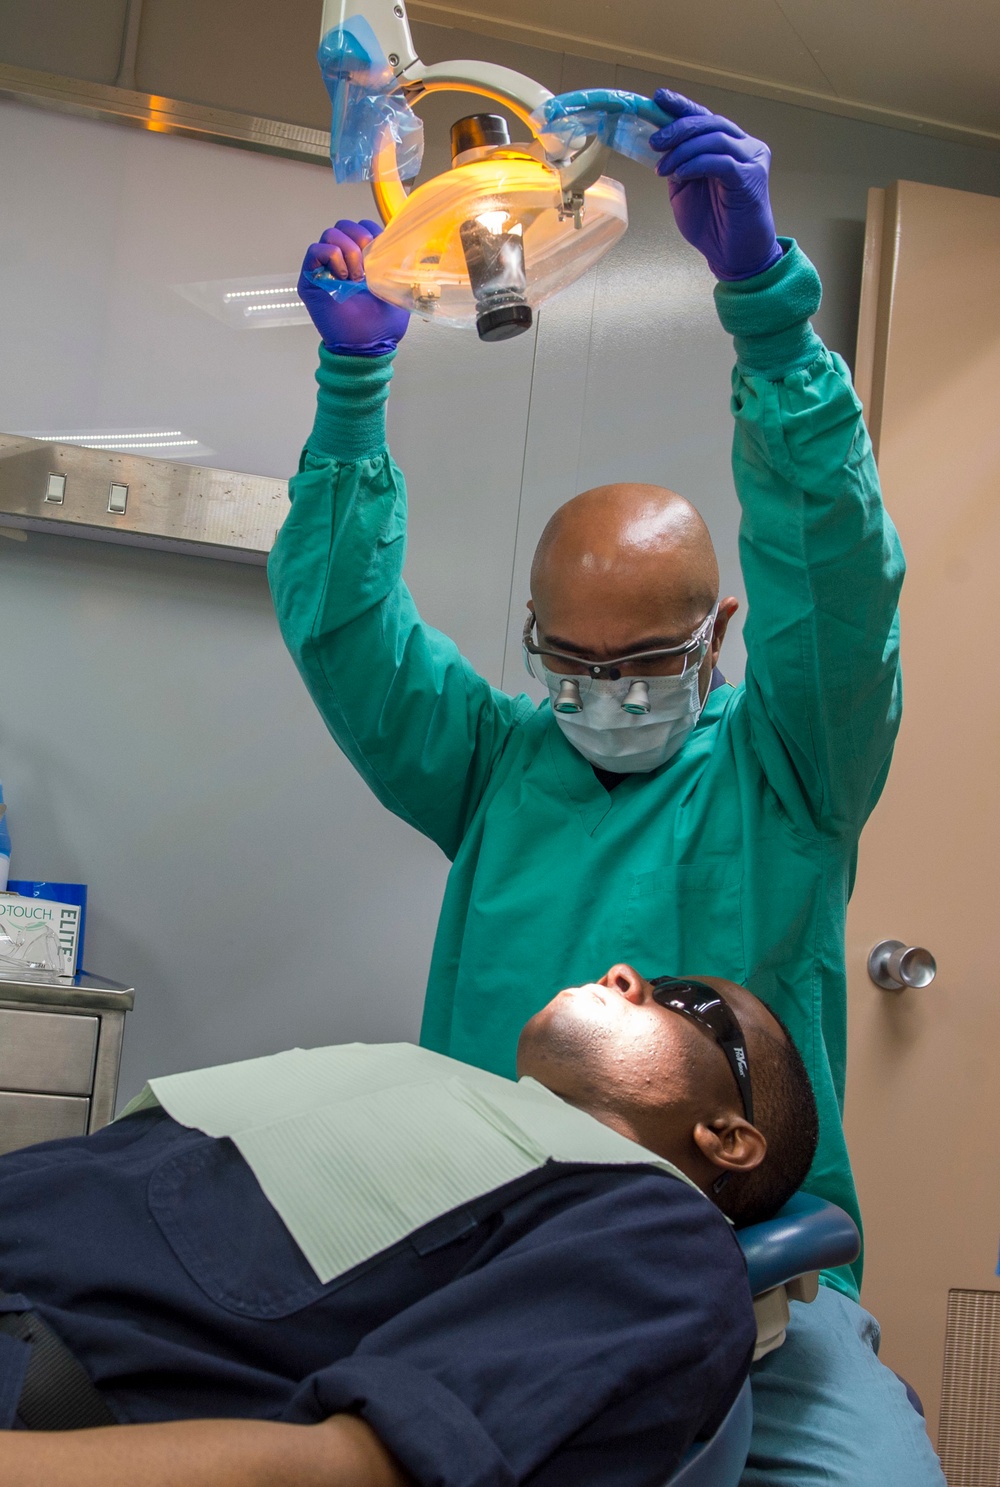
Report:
0,893,80,978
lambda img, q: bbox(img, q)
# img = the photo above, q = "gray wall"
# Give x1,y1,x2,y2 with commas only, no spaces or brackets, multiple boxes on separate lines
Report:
1,23,998,1106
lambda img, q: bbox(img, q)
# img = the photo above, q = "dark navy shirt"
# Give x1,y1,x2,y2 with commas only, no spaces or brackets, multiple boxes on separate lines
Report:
0,1109,755,1487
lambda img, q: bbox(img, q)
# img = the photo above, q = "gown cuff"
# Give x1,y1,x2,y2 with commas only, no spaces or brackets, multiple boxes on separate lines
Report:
713,238,825,378
283,1355,514,1487
308,346,397,463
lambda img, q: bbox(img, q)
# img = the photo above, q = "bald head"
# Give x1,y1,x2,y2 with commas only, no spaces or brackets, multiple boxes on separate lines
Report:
531,484,720,651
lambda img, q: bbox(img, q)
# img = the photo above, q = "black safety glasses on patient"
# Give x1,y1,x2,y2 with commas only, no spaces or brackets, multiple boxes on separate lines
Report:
650,977,754,1127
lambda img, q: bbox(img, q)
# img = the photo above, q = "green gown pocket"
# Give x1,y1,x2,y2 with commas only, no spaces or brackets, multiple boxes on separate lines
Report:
622,860,747,985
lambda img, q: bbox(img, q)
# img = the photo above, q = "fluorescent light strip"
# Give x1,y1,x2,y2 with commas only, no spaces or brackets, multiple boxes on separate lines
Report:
35,431,183,441
31,434,200,450
88,439,199,449
244,302,303,314
224,286,297,301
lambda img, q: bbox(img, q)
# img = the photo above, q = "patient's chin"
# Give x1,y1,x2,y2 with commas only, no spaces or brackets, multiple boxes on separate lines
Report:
516,992,610,1090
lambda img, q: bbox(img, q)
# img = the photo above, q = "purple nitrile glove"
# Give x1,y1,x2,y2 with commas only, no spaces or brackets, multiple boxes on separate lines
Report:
647,89,782,282
297,219,410,355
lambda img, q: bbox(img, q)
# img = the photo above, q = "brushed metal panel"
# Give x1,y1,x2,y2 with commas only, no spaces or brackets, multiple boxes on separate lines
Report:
0,435,287,563
0,1090,89,1155
0,1007,99,1094
0,62,331,164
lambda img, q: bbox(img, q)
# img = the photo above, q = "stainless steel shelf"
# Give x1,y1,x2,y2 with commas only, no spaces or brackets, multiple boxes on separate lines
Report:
0,434,288,564
0,970,135,1013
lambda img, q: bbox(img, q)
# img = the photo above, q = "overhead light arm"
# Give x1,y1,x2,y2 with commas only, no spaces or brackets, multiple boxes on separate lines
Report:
319,0,421,75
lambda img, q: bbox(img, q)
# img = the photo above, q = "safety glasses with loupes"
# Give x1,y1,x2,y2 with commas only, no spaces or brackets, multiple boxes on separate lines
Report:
649,976,754,1127
522,606,718,715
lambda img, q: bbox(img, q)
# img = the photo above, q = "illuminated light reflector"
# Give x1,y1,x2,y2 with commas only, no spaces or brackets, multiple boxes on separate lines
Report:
363,156,627,333
174,274,312,329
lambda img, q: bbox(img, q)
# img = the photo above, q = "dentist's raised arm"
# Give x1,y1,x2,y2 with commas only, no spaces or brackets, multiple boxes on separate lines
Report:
269,221,531,861
649,89,904,835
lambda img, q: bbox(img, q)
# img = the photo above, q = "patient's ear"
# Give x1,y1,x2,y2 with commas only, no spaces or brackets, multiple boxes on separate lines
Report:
692,1116,766,1176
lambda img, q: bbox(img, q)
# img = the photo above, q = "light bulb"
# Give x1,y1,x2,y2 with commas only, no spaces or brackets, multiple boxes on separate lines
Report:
459,209,532,342
475,211,514,235
453,116,533,342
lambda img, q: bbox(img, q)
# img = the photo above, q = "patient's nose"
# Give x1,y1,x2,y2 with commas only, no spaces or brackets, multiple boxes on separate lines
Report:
599,963,646,1004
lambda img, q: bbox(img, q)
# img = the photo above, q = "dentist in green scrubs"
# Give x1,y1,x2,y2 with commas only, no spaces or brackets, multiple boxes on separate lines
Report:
270,88,944,1484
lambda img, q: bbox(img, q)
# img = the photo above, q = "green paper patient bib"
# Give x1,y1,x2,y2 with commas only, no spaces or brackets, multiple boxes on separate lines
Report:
119,1042,698,1283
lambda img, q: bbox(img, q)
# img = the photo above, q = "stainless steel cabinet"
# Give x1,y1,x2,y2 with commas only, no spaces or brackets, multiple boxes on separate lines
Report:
0,973,134,1156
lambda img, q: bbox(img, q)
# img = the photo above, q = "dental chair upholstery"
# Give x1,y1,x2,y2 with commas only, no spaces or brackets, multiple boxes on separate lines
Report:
668,1194,861,1486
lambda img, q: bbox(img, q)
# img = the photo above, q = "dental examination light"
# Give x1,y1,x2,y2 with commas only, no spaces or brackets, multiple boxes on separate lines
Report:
312,0,669,341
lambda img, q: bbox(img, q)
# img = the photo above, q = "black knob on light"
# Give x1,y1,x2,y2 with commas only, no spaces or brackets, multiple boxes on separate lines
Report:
476,303,533,341
451,114,511,161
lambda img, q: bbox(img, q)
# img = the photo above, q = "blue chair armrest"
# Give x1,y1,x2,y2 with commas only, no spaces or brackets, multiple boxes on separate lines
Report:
737,1193,860,1296
668,1377,753,1487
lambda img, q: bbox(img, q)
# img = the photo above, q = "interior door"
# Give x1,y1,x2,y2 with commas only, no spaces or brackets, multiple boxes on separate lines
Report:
846,179,1000,1467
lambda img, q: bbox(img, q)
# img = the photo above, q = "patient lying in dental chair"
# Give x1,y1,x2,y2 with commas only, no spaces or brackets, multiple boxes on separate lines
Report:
0,964,817,1487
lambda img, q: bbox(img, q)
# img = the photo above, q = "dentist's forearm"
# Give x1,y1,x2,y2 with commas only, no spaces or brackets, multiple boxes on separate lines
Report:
0,1413,410,1487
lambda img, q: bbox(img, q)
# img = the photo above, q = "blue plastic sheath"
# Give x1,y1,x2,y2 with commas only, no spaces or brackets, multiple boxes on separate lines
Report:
529,89,672,170
318,15,423,184
737,1193,861,1297
302,273,372,303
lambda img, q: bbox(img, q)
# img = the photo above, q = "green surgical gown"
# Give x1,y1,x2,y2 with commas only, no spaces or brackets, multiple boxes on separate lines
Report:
269,241,904,1297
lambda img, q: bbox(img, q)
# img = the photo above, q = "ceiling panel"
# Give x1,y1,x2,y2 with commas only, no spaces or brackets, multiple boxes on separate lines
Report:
422,0,832,91
0,0,128,84
778,0,1000,136
409,0,1000,146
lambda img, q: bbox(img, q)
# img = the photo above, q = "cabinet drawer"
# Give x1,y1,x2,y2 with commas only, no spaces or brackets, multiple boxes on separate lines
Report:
0,1091,90,1155
0,1007,98,1094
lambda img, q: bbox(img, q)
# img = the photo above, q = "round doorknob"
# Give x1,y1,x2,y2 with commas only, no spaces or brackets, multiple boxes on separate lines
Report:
867,940,937,991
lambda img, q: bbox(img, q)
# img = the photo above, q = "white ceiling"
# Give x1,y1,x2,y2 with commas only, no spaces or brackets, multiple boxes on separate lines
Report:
409,0,1000,148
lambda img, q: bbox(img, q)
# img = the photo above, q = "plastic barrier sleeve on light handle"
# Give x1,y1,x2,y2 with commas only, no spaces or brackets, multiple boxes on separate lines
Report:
318,15,424,185
530,88,673,170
